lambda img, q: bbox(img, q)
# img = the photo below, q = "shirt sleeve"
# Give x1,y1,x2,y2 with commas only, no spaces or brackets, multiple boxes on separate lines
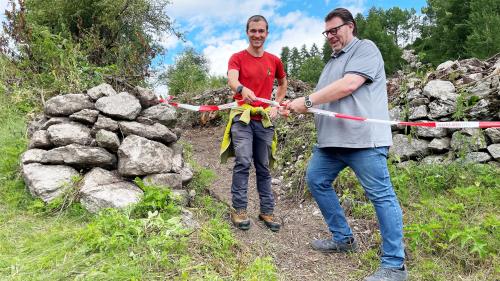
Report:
228,53,240,72
344,40,382,83
275,57,286,79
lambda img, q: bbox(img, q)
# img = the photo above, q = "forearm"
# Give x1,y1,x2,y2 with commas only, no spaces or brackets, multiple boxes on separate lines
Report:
309,75,364,105
227,70,241,92
275,79,287,103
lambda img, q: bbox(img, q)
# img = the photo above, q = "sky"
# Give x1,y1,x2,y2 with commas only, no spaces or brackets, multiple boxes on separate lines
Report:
0,0,427,92
153,0,427,79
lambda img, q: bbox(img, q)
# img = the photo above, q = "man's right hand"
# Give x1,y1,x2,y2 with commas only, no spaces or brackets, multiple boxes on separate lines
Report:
241,87,257,103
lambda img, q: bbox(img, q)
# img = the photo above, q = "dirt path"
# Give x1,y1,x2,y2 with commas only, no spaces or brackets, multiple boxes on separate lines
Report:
182,126,374,281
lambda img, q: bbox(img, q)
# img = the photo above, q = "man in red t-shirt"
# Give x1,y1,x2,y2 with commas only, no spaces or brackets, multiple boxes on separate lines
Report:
226,15,287,232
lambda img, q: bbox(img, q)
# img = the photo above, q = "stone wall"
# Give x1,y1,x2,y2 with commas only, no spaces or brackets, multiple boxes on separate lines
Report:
387,52,500,165
21,83,194,213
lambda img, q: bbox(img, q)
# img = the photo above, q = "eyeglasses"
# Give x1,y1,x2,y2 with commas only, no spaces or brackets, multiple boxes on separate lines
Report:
322,22,349,37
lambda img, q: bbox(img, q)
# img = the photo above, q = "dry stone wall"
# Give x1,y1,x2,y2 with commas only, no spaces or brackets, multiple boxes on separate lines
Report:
21,83,194,213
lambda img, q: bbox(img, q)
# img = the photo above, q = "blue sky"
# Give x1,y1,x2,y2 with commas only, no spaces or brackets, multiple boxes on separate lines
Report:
153,0,427,80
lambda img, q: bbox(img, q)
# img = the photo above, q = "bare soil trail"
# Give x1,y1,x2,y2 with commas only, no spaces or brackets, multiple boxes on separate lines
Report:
182,126,376,281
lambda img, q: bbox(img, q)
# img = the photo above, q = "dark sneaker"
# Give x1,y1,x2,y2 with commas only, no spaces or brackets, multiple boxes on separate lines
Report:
311,237,358,253
231,209,250,230
364,266,408,281
258,213,281,232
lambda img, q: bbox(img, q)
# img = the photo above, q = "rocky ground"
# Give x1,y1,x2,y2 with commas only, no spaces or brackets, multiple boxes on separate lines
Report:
182,126,379,281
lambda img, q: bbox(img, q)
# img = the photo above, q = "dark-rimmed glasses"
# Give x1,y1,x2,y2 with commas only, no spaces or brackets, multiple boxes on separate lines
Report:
322,22,349,37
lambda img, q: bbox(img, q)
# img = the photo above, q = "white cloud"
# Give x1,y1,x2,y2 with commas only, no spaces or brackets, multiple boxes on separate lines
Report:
339,0,366,16
0,0,11,25
266,12,325,57
203,38,248,76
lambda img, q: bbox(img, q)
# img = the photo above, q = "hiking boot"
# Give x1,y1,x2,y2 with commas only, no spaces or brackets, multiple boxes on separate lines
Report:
231,209,250,230
311,237,358,253
364,266,408,281
258,213,281,232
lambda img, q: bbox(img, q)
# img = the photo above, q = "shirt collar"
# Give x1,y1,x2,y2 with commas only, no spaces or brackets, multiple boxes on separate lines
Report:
331,37,359,58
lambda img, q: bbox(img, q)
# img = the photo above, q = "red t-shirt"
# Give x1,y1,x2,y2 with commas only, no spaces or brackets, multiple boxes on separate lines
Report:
228,50,286,110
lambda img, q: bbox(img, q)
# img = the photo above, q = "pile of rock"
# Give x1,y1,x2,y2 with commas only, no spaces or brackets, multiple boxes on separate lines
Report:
21,83,194,213
388,54,500,165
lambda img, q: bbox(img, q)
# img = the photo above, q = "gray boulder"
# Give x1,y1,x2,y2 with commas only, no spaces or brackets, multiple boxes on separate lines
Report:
169,143,184,172
487,144,500,161
137,103,177,127
79,168,143,213
390,134,430,161
119,121,177,144
29,130,52,149
45,94,94,116
134,86,160,108
95,129,120,152
95,92,142,120
69,109,99,124
409,105,428,120
450,130,487,152
117,135,173,177
428,137,451,153
171,189,189,207
415,126,448,138
40,117,70,130
43,144,116,168
47,122,92,147
22,163,79,203
485,128,500,144
179,164,194,185
93,115,119,132
143,173,183,189
428,99,456,120
87,83,117,100
421,155,452,165
21,149,47,164
463,152,492,163
423,80,457,101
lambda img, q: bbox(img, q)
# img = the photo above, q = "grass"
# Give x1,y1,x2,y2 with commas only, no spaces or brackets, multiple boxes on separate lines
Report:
0,94,278,280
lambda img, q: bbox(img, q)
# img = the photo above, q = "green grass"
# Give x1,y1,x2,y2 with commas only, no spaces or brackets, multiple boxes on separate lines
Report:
336,162,499,280
0,95,278,280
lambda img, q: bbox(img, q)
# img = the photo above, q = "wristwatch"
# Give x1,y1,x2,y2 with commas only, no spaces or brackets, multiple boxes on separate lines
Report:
236,85,244,94
304,95,313,108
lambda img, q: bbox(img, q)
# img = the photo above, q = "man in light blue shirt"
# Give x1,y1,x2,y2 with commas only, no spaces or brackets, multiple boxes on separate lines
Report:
287,8,407,281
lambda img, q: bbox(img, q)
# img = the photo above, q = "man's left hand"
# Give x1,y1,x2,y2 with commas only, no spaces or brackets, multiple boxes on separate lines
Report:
287,97,308,114
269,107,279,119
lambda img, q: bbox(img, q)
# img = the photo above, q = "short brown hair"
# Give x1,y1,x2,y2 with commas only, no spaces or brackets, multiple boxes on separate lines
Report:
246,15,268,31
325,8,357,36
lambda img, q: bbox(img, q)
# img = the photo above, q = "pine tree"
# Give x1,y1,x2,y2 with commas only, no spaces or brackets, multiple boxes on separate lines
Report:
310,43,320,57
465,0,500,59
280,46,290,75
289,47,301,78
321,39,332,63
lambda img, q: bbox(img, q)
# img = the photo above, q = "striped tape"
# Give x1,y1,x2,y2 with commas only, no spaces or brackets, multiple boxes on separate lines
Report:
158,96,500,129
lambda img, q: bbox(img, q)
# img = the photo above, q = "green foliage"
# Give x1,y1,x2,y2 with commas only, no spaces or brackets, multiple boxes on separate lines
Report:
356,7,404,74
132,179,180,219
322,39,333,63
200,218,237,260
414,0,500,65
241,257,278,281
297,56,325,86
280,46,290,74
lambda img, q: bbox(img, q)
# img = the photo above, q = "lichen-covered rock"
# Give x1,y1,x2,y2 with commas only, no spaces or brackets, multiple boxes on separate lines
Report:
143,173,183,189
45,94,94,116
95,129,120,152
47,122,92,147
87,83,117,100
390,134,430,161
95,92,142,120
134,86,160,108
21,149,47,164
79,168,143,213
69,109,99,124
119,121,177,144
93,115,119,132
22,163,79,202
29,130,52,149
117,135,173,177
42,144,116,168
137,103,177,127
487,144,500,161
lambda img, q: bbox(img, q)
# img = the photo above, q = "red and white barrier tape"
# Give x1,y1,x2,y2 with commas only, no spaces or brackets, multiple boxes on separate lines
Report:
158,95,500,129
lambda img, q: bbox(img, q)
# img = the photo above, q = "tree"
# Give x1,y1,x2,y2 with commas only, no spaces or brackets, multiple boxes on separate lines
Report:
297,56,325,86
300,44,310,61
280,46,290,75
465,0,500,59
164,48,209,97
4,0,180,83
321,39,332,63
289,47,301,78
384,7,417,47
310,43,320,57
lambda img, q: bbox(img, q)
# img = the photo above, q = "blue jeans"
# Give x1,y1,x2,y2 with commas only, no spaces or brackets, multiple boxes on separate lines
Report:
306,146,405,268
230,116,275,214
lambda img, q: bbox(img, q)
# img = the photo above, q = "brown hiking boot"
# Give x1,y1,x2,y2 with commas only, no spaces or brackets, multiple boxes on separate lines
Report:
258,213,281,232
231,209,250,230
